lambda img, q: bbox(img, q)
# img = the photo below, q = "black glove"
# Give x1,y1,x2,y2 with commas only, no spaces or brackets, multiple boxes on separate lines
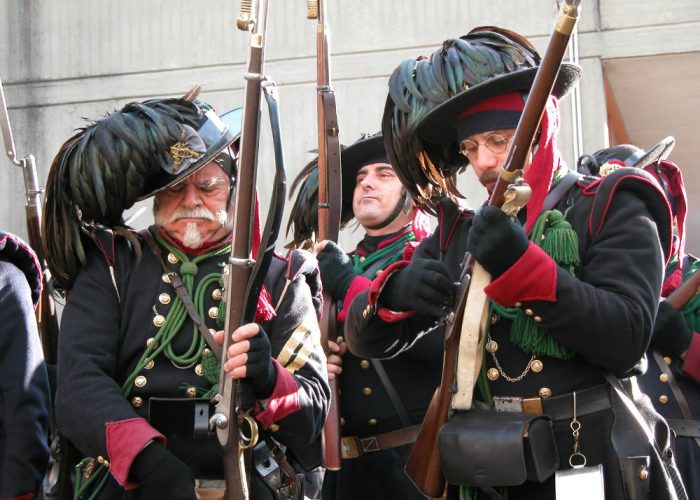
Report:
246,324,277,399
650,300,693,356
317,241,355,301
467,205,530,278
380,258,457,317
130,441,195,499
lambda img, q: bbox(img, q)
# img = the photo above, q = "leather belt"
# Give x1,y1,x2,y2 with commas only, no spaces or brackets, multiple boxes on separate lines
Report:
340,424,421,459
666,418,700,439
492,384,612,421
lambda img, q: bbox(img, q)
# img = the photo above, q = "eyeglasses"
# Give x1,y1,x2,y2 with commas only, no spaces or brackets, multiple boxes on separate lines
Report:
459,134,512,160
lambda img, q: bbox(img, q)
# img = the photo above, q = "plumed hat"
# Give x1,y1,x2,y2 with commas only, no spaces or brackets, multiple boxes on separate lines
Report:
44,89,241,290
382,26,581,214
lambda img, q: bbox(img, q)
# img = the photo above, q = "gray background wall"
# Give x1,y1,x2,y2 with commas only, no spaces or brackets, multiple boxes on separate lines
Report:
1,1,699,253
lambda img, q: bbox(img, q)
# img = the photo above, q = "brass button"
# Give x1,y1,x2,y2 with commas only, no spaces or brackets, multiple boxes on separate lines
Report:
186,387,198,398
146,337,158,349
202,348,212,357
212,288,223,301
514,302,522,307
375,269,384,277
663,356,672,365
144,360,155,370
368,418,378,426
336,336,345,344
486,340,498,353
167,253,179,264
158,293,171,305
491,314,499,325
659,395,669,404
162,273,171,284
339,417,346,426
639,465,649,481
524,308,534,316
659,374,669,383
360,360,370,369
531,359,544,373
487,368,500,381
533,316,543,323
269,424,280,432
362,387,372,397
208,307,219,319
195,364,204,376
131,397,144,408
153,314,165,327
134,376,147,388
359,256,366,263
538,387,552,399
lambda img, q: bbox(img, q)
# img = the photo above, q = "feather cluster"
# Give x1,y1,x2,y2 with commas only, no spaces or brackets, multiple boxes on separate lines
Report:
43,98,206,290
382,27,540,214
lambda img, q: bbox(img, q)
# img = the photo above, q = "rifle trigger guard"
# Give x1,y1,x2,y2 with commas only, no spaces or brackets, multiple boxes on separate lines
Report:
239,413,260,450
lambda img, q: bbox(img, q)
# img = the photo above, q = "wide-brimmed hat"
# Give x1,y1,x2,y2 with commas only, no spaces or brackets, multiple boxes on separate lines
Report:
417,61,581,146
286,132,393,247
381,26,581,214
592,136,675,171
139,106,243,199
340,132,387,216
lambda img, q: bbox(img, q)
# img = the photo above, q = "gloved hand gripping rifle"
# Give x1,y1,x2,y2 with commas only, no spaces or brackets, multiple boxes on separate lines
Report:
404,2,582,497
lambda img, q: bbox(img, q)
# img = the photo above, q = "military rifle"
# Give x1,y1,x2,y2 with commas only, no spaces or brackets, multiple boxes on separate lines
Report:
0,76,73,499
209,0,287,498
404,2,582,497
306,0,343,471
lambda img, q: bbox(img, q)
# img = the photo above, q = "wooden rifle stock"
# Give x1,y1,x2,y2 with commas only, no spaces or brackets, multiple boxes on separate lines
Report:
212,1,270,498
665,267,700,311
308,0,343,470
405,3,581,497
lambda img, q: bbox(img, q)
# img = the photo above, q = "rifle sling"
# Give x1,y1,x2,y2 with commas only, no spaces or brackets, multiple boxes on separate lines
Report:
541,171,581,212
651,350,700,447
371,360,412,428
140,230,223,359
321,91,342,236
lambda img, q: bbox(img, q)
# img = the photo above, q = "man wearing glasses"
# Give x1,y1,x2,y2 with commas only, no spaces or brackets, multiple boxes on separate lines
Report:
343,27,684,499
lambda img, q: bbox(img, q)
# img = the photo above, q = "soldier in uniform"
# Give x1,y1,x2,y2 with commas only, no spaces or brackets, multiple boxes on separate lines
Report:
45,95,329,498
287,133,434,500
0,231,50,499
343,27,683,499
582,138,700,499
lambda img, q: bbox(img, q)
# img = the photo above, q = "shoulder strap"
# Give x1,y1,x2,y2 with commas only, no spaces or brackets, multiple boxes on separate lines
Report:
371,360,411,427
541,170,581,212
140,230,223,359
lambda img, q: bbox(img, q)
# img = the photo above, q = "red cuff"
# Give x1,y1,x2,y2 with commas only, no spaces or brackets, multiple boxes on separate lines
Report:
1,494,33,500
367,260,415,322
337,276,371,323
105,418,166,489
253,359,300,428
484,243,557,306
681,332,700,382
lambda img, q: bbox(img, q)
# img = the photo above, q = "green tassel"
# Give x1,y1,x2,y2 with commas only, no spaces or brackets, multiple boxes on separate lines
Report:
540,210,580,274
202,351,220,385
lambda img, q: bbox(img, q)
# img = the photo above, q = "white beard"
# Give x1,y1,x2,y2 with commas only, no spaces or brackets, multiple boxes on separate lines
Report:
182,222,204,249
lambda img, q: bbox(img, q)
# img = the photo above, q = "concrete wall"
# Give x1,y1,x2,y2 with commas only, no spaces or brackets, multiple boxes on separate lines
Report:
1,0,699,252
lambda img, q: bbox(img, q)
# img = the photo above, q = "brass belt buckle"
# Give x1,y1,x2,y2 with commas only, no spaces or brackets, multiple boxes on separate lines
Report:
341,436,361,459
493,396,523,412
